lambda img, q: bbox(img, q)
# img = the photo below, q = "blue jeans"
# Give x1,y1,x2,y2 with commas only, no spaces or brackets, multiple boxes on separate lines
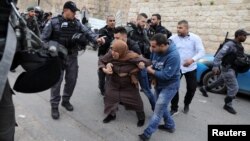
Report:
139,69,156,110
143,82,179,138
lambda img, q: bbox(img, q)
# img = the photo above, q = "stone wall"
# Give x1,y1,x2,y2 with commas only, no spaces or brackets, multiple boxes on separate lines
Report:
18,0,130,25
18,0,250,53
127,0,250,53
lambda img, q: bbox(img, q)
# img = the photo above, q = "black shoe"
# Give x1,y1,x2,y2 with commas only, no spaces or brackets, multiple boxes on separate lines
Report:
170,110,179,116
138,134,150,141
158,125,175,133
137,119,145,127
103,114,116,123
61,101,74,111
100,90,105,96
51,107,60,120
183,105,189,114
223,105,237,114
199,86,208,97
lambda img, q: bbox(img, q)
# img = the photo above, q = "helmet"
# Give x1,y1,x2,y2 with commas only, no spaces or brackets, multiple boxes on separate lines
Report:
34,6,44,21
12,48,63,93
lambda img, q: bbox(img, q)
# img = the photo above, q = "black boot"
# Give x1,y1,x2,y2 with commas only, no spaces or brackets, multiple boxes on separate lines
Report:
183,105,189,114
51,107,60,120
136,112,145,127
224,96,237,114
103,114,116,123
62,101,74,111
199,86,208,97
138,134,150,141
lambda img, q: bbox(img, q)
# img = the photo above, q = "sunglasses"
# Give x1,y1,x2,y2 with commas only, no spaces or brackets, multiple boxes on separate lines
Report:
109,20,116,22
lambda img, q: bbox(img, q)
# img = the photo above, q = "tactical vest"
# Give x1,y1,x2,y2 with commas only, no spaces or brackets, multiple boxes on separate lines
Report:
222,41,250,73
51,16,81,50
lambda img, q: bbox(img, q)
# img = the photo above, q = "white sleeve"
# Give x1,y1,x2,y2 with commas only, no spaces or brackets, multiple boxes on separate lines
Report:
192,35,205,61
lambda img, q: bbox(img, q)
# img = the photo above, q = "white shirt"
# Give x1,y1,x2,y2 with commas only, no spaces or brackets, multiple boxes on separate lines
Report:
169,32,205,73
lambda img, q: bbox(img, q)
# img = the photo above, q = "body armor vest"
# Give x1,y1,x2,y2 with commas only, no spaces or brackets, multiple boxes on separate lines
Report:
51,16,80,50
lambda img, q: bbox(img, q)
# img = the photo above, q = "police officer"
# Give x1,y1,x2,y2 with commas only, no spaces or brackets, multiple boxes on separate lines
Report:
34,6,44,32
42,1,105,119
127,13,151,59
148,14,172,39
199,29,250,114
23,6,40,36
98,15,116,95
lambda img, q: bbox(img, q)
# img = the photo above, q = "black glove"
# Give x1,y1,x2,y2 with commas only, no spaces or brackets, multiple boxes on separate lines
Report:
72,33,88,46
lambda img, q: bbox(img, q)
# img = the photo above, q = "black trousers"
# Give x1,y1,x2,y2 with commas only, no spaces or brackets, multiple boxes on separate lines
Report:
98,69,106,93
171,69,197,111
98,55,106,94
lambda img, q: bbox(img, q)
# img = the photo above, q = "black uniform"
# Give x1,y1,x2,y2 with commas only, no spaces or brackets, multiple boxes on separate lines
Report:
98,26,114,56
97,26,114,94
23,14,40,36
148,24,172,39
127,23,150,59
0,1,15,140
42,15,98,108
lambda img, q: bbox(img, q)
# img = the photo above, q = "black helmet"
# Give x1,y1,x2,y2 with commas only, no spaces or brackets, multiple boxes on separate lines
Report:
34,6,44,20
12,49,63,93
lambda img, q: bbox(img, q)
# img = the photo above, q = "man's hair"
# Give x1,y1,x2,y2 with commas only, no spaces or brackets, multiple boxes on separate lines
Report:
114,26,127,34
150,33,168,46
152,14,161,20
106,15,115,21
137,13,148,20
178,20,189,27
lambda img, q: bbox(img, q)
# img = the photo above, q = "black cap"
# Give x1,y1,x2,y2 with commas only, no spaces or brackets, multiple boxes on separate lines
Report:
27,6,35,12
235,29,250,37
63,1,80,12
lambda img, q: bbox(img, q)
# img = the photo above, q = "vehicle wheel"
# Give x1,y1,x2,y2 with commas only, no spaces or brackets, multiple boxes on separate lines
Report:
202,71,226,94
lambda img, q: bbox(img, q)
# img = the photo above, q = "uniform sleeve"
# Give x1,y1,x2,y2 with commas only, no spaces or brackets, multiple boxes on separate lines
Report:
192,35,205,62
213,42,234,68
80,23,98,43
41,20,53,43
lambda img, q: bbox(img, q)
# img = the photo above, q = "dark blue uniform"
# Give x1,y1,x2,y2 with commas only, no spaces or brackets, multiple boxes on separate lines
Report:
41,15,98,108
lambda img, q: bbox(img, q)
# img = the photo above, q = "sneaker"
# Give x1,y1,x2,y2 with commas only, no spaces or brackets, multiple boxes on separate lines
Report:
183,105,189,114
61,101,74,111
138,134,150,141
51,107,60,120
158,125,175,133
170,110,179,116
103,114,116,123
199,86,208,97
223,105,237,114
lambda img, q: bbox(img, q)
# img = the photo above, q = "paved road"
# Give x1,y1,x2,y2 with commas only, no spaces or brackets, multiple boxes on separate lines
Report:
8,50,250,141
